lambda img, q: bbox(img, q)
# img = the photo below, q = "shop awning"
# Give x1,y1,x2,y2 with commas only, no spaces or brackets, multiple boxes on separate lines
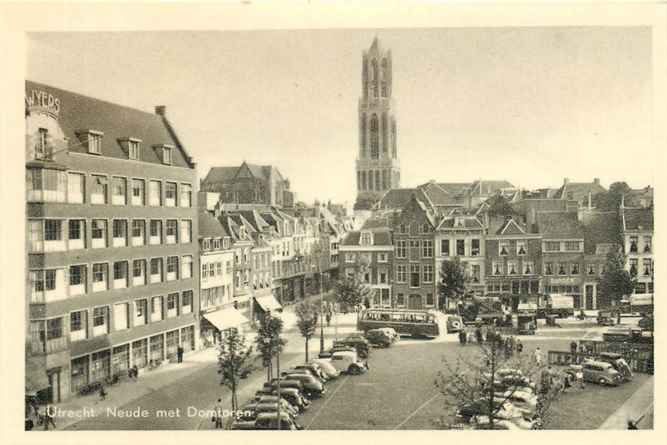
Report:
25,357,50,394
254,295,283,312
203,308,249,331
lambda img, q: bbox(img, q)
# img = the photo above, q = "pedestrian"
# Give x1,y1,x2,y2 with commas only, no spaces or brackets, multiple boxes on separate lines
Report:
534,347,543,367
214,398,224,429
462,329,468,345
458,329,465,346
475,327,483,344
570,340,578,356
177,345,184,363
326,311,332,327
99,385,107,401
516,338,523,355
43,403,56,430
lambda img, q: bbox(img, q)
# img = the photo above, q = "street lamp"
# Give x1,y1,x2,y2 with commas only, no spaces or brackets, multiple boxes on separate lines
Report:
313,261,325,353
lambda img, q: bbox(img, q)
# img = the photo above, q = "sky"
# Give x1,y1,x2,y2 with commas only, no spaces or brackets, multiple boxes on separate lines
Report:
27,28,654,206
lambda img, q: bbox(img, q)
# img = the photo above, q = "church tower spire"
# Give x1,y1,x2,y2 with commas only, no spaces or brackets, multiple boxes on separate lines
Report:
354,37,400,211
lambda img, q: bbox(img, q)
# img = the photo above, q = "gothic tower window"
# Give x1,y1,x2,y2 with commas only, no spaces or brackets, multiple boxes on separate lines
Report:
360,113,367,158
371,60,379,98
362,57,368,100
368,170,374,191
391,118,397,159
361,171,367,190
375,170,381,191
370,114,379,159
382,112,388,154
381,58,388,97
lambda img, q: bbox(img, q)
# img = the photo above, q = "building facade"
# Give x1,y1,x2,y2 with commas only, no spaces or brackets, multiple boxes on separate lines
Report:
355,37,400,211
621,206,654,306
25,82,199,402
390,195,438,310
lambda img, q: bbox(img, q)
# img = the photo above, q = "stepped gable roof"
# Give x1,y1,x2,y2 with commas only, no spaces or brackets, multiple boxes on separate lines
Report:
26,80,193,168
535,211,584,239
198,211,228,238
622,207,654,232
580,211,621,254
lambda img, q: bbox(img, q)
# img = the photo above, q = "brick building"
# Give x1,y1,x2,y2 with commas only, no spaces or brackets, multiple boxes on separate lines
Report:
25,82,199,402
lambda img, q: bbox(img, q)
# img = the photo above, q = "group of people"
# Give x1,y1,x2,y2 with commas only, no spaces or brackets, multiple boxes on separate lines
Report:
25,398,57,431
457,326,524,357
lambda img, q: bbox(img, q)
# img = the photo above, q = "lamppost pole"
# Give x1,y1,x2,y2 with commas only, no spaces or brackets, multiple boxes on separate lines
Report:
317,251,325,353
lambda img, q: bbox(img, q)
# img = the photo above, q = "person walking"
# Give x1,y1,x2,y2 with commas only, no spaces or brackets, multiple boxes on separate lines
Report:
177,345,184,364
99,384,107,401
516,338,523,355
214,398,224,429
458,329,465,346
43,403,56,430
570,340,578,356
534,347,543,367
475,326,483,344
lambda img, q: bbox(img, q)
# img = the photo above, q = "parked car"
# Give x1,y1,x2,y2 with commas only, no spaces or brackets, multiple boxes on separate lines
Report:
496,389,538,417
264,378,304,394
293,364,328,382
230,419,258,430
318,344,356,359
254,395,300,416
280,371,326,398
333,335,370,358
597,311,616,326
456,398,524,423
581,360,622,386
365,328,397,347
483,369,535,393
256,388,309,412
254,412,303,430
597,352,633,382
329,350,368,375
310,359,341,379
242,401,299,420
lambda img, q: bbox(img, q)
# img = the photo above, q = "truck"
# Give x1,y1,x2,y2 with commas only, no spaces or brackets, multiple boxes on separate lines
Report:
544,294,574,318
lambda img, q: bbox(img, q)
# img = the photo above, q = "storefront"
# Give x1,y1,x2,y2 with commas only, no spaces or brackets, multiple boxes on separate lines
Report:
201,307,250,347
254,294,283,318
90,349,111,384
132,338,148,369
149,334,164,364
112,344,130,375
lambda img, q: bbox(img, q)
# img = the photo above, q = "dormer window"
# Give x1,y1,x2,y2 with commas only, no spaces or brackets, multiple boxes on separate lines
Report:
162,146,172,165
239,227,246,239
81,130,104,154
128,139,141,160
36,128,48,159
360,232,372,246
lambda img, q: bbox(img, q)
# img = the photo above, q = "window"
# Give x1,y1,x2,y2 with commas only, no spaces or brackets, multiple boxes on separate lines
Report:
167,293,179,317
46,318,63,340
180,184,192,208
113,261,128,289
93,306,108,336
182,290,193,314
544,241,560,252
396,293,405,306
471,239,480,256
216,262,222,276
44,220,62,241
149,180,161,206
378,253,388,263
165,182,177,207
68,220,85,249
180,220,192,243
564,241,581,252
587,264,596,275
570,263,579,275
423,265,434,283
471,265,480,283
92,263,108,291
648,282,654,293
114,303,129,331
379,270,388,284
36,128,48,158
111,177,127,205
426,294,434,306
493,262,503,276
151,296,163,322
544,262,553,275
67,173,85,203
398,224,408,234
456,239,465,256
162,146,173,165
523,261,534,275
635,282,647,294
135,299,147,326
131,179,145,206
345,253,356,263
26,168,67,203
133,259,146,286
396,240,407,258
69,265,86,295
201,262,208,280
642,259,652,276
86,132,102,154
643,236,652,253
112,220,128,246
422,240,433,258
410,264,420,287
360,232,372,246
507,261,518,275
516,241,526,256
149,220,162,244
91,219,107,248
629,259,638,276
166,256,179,280
182,255,193,279
213,239,221,250
90,175,108,204
409,240,421,259
128,140,141,160
629,236,638,253
441,239,450,256
396,265,407,283
70,311,86,341
150,258,163,282
557,263,567,275
499,242,509,256
166,219,178,244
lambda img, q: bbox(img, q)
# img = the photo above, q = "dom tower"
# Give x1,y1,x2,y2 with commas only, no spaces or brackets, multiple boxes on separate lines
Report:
354,37,400,211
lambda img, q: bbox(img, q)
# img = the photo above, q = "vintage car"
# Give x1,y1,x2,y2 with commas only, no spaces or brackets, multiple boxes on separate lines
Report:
365,328,398,347
597,311,616,326
293,363,328,382
446,316,464,334
329,350,368,375
310,359,341,379
254,412,303,430
581,360,622,386
597,352,633,382
279,371,326,398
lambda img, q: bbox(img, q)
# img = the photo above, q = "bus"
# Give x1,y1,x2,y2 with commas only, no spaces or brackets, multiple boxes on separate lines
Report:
357,309,440,338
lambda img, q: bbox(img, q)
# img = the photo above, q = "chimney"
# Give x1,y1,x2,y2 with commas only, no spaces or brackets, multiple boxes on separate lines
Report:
593,178,600,186
155,105,166,116
563,177,570,185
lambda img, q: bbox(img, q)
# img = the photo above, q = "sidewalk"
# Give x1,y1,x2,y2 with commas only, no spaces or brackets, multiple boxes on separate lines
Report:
598,376,654,429
51,291,339,430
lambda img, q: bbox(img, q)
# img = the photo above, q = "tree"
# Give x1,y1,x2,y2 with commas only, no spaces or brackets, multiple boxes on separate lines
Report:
438,257,468,310
434,335,558,430
295,301,320,362
335,275,372,312
254,313,287,381
598,250,636,321
217,330,255,411
592,181,631,210
486,194,519,217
